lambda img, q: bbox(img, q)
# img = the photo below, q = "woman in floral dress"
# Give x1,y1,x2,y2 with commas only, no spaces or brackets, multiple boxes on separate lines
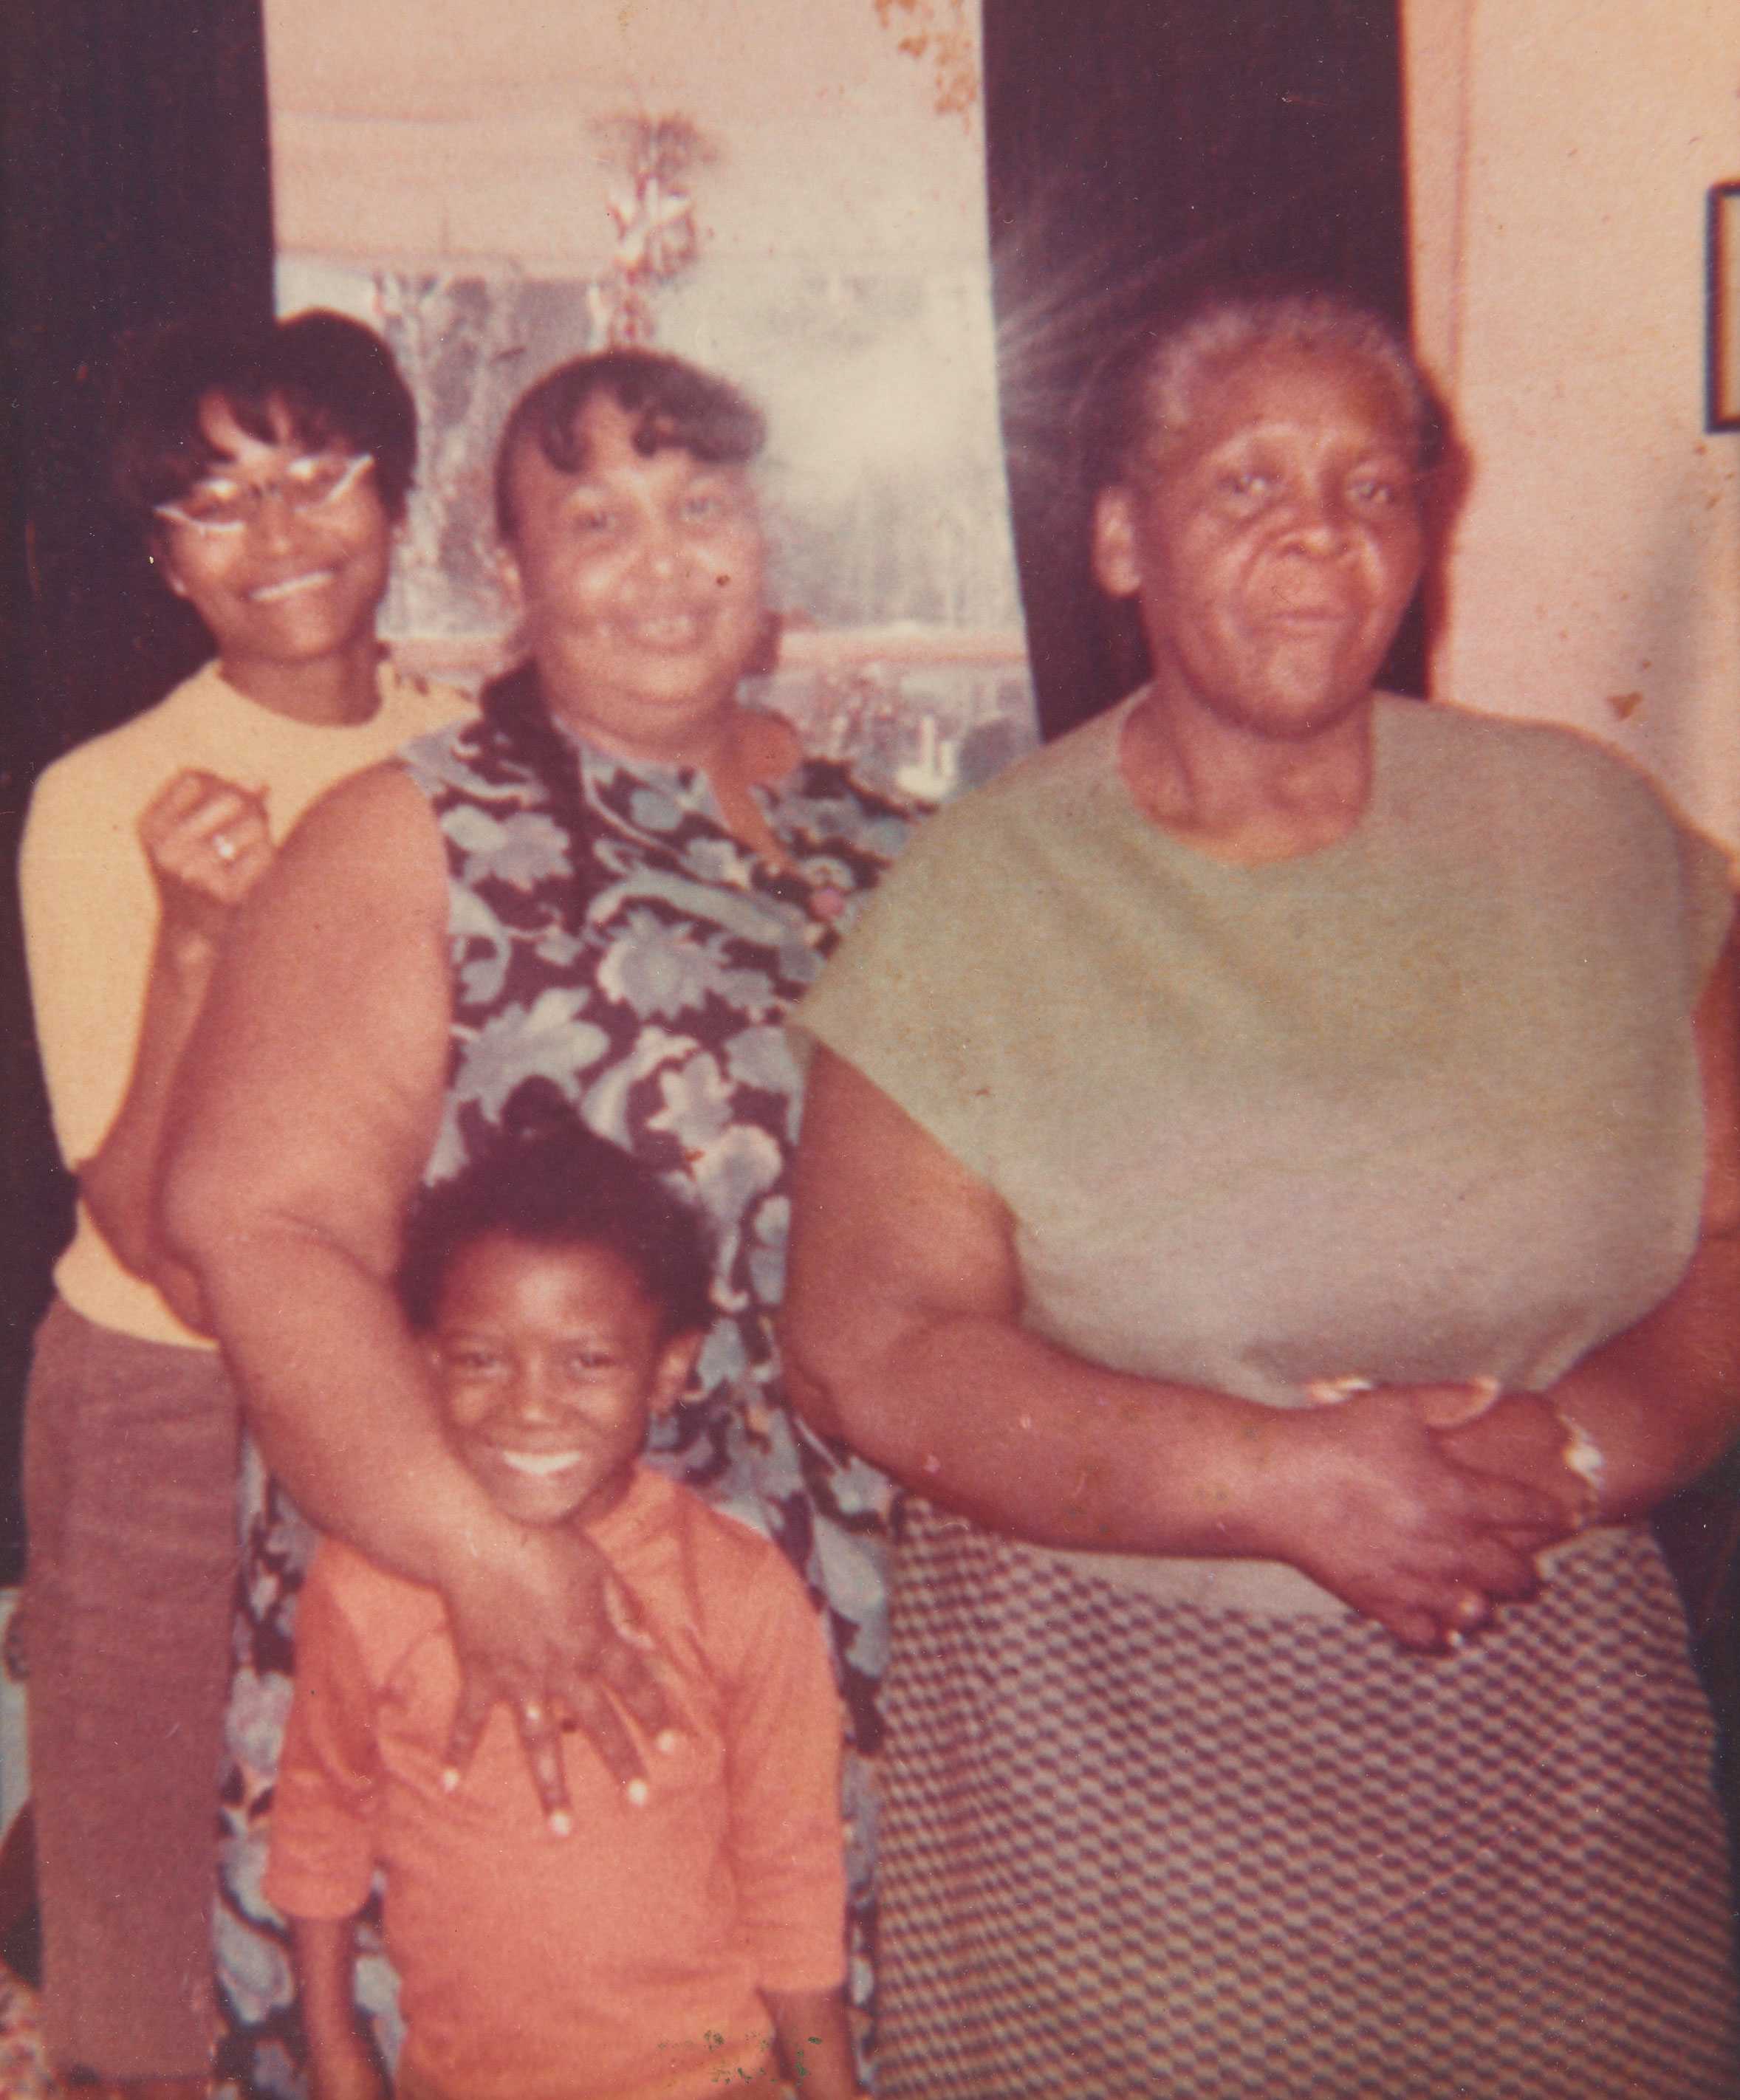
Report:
162,349,912,2093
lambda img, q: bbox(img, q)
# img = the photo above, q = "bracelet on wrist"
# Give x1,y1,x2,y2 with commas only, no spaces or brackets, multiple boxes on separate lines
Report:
1549,1400,1606,1526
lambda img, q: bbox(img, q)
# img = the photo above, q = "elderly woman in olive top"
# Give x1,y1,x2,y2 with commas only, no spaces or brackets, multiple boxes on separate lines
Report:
784,282,1740,2097
19,311,464,2096
161,350,910,2084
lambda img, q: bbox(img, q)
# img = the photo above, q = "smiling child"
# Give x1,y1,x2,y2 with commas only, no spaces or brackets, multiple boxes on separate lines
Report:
264,1107,858,2100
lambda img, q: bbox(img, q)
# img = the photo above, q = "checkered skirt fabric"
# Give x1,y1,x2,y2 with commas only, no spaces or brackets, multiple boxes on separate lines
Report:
876,1503,1739,2099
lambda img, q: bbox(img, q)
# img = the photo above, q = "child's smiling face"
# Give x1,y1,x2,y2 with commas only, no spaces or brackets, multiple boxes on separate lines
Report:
428,1231,700,1528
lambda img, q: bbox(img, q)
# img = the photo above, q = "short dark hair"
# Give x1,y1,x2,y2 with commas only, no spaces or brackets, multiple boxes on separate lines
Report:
1079,278,1445,498
397,1088,714,1341
111,307,419,529
493,347,765,542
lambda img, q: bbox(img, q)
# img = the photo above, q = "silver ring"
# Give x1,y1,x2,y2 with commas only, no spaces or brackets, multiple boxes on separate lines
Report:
213,832,238,863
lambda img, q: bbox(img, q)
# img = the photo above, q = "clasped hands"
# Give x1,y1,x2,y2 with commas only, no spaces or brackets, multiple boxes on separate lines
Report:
1282,1377,1597,1657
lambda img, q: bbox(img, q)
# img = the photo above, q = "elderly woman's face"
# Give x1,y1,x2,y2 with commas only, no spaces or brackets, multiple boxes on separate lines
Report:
1093,345,1425,746
499,393,767,758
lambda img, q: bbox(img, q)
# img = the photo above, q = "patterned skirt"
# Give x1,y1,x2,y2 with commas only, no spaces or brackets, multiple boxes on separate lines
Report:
877,1501,1739,2100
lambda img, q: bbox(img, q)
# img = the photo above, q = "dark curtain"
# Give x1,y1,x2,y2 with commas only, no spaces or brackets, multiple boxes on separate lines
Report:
981,0,1415,740
0,2,275,1581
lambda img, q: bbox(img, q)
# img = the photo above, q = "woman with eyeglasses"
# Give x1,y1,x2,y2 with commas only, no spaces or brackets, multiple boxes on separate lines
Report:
18,308,465,2098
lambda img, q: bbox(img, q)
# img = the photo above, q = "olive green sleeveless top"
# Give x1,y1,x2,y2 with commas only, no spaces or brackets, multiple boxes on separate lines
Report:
798,694,1734,1613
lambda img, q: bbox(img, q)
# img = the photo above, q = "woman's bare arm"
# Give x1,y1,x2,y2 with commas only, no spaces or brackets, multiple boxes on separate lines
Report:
161,764,671,1808
162,765,462,1555
1446,930,1740,1521
781,1048,1568,1654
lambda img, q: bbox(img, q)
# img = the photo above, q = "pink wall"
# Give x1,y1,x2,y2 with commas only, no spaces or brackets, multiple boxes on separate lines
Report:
1407,0,1740,848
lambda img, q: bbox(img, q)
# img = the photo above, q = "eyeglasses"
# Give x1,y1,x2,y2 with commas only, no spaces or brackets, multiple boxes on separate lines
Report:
154,451,376,535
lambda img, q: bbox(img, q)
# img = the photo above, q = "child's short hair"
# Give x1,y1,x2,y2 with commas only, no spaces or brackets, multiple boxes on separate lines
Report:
398,1085,713,1339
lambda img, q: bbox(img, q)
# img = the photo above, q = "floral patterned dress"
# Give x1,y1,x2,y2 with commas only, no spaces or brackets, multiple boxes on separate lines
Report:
213,705,914,2096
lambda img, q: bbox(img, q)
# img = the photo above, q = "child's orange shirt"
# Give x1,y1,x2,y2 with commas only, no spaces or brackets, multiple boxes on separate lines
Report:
265,1467,846,2100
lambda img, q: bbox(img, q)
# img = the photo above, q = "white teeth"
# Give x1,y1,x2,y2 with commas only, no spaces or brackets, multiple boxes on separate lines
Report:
249,569,336,603
497,1450,586,1478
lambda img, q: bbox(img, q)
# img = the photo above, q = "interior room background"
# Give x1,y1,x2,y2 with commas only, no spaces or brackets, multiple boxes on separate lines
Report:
3,0,1736,1625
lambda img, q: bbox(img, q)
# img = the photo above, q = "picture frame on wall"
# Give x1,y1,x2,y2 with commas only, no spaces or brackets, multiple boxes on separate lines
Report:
1707,179,1740,431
